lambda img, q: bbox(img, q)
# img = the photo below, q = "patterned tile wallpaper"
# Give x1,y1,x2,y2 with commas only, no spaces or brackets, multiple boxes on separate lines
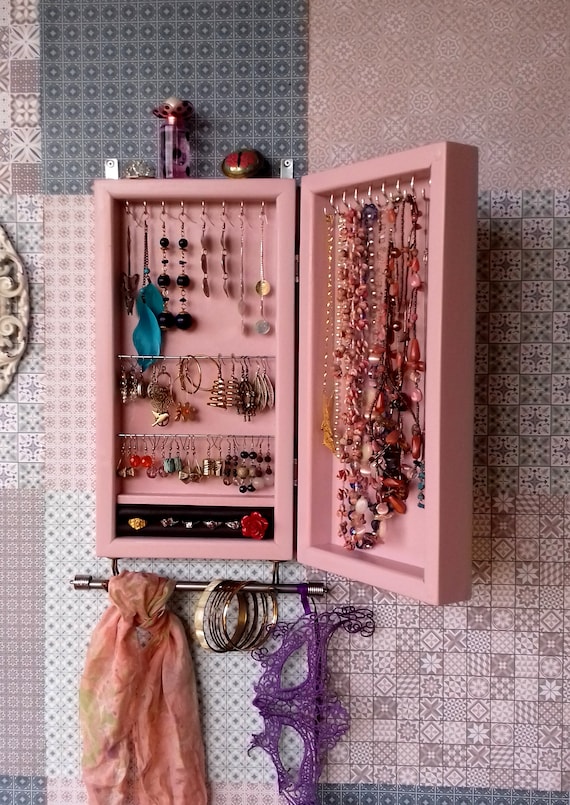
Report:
0,0,569,801
40,0,308,193
475,190,570,495
307,0,570,188
0,195,44,489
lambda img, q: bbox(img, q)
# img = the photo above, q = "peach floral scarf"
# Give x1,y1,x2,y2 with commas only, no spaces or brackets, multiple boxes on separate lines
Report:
79,571,208,804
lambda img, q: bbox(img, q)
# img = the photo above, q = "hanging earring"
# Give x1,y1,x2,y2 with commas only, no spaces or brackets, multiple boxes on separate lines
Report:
178,437,190,483
251,439,265,491
121,202,140,315
225,356,240,409
255,201,271,335
207,357,227,408
146,435,158,478
175,201,194,330
189,435,203,483
222,438,234,486
200,201,210,297
237,358,257,421
202,437,213,478
220,200,230,297
157,201,175,329
140,435,153,470
237,442,250,493
115,438,135,478
128,434,141,471
157,436,168,477
147,363,173,426
264,436,274,486
238,201,247,332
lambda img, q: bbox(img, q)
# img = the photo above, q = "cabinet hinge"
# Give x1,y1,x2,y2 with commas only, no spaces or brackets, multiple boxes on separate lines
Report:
295,254,300,283
293,457,298,487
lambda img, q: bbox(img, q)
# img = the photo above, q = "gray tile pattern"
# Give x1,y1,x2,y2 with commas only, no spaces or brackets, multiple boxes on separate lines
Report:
0,491,45,775
476,190,570,495
40,0,308,193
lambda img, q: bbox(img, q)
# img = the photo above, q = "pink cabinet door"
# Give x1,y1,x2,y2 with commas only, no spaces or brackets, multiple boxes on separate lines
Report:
296,142,478,604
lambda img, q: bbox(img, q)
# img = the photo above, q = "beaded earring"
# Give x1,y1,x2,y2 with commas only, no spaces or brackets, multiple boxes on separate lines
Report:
157,201,175,330
220,201,229,296
237,358,257,421
200,201,210,297
175,201,193,330
145,436,158,478
263,437,274,486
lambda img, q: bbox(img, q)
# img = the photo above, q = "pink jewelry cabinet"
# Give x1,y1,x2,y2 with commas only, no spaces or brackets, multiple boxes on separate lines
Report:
95,141,478,605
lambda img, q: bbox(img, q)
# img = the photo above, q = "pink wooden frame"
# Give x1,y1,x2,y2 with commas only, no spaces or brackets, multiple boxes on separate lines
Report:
94,178,297,560
296,142,478,604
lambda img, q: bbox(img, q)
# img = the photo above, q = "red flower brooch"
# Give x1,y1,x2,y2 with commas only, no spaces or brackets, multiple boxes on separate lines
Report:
241,511,269,540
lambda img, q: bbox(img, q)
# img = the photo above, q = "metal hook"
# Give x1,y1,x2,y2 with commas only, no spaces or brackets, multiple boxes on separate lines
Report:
271,561,281,586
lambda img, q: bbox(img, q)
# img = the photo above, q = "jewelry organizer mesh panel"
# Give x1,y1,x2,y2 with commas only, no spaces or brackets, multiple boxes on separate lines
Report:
94,179,297,560
297,142,478,605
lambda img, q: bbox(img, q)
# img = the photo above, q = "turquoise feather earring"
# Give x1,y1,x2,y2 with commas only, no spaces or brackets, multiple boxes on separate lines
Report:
132,201,163,370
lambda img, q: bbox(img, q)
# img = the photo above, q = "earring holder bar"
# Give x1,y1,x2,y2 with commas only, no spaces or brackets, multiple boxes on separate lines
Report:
117,354,275,361
71,575,326,595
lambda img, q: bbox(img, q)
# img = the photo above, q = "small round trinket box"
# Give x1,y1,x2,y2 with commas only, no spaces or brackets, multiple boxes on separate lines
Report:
221,149,267,178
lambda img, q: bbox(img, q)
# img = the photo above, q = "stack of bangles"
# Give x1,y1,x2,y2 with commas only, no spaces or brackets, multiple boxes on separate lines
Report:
194,578,278,652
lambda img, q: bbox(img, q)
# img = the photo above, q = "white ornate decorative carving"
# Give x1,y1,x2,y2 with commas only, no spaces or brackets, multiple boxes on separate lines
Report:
0,223,29,395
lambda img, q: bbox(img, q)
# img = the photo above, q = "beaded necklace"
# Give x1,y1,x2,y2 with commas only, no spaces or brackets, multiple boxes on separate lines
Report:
326,184,426,550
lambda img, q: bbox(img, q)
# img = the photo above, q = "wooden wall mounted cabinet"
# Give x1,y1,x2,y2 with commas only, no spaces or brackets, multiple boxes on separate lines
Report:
94,141,478,605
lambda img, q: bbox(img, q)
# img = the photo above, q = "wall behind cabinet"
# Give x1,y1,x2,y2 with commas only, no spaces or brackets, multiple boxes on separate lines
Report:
2,0,570,802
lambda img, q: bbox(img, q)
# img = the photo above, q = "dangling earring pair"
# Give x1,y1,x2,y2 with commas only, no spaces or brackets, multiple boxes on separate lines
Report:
157,201,194,330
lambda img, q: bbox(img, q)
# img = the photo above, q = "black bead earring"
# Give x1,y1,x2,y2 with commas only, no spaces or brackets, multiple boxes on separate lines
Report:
157,201,175,329
175,201,194,330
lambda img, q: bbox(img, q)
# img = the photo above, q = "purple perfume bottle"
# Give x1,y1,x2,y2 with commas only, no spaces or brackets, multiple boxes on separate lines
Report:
152,97,193,179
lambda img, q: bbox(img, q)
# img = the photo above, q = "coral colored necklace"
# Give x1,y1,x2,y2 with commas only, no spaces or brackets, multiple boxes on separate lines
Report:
327,186,426,550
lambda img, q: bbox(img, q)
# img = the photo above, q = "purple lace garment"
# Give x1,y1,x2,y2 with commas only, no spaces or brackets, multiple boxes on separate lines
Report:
250,600,375,805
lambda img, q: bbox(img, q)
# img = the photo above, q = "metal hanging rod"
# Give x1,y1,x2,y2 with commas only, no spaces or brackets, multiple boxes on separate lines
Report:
71,575,326,596
117,354,275,361
117,432,274,439
71,559,326,596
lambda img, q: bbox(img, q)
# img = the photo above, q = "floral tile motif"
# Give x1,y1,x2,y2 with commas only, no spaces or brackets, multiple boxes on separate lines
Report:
0,194,44,490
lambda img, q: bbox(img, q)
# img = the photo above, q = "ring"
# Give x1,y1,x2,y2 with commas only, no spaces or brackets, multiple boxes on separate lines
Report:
127,517,147,530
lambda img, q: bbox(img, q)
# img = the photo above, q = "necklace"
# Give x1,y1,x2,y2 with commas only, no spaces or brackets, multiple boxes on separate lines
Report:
327,183,426,550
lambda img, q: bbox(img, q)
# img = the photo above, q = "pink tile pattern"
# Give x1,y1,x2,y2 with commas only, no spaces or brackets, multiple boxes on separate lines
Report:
307,0,570,189
1,0,40,193
43,196,96,491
